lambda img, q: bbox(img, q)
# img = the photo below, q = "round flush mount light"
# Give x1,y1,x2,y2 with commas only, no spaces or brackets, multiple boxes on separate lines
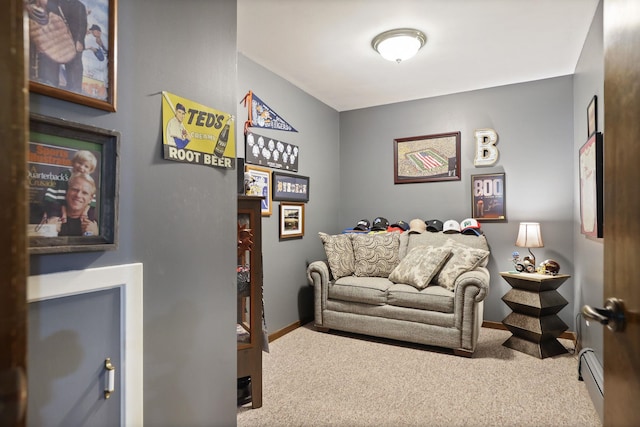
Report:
371,28,427,63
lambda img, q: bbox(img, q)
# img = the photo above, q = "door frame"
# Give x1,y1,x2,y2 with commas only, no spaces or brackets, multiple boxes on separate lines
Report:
27,263,144,426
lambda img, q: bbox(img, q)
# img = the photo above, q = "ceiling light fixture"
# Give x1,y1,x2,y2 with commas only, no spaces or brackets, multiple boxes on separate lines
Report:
371,28,427,63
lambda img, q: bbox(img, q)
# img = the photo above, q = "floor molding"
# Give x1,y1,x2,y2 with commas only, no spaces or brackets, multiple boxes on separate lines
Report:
482,320,576,342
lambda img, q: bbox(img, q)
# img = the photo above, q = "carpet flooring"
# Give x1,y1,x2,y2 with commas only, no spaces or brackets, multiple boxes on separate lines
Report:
237,324,601,427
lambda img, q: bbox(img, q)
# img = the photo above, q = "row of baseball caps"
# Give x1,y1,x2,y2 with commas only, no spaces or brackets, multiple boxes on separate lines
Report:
344,217,484,236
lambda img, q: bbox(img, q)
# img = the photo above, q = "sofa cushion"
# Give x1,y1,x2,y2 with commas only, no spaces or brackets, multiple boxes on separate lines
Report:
330,276,392,305
388,245,452,289
399,231,490,267
433,239,490,291
319,232,355,279
351,232,401,277
387,283,455,313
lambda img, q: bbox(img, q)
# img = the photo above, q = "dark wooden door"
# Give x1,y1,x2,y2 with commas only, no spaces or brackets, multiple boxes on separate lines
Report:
603,0,640,425
0,2,29,426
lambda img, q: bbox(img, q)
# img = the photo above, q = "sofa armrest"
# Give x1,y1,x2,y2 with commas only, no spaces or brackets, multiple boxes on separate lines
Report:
307,260,331,286
454,266,490,302
306,260,331,326
454,266,490,351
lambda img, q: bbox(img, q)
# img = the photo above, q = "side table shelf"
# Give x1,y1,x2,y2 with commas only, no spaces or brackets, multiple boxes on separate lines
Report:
499,272,570,359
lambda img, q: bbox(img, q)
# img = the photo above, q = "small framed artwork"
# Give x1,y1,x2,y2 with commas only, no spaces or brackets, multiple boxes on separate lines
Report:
26,0,118,112
579,132,604,239
394,132,461,184
272,172,310,202
245,164,272,216
471,173,506,221
28,113,120,254
279,202,305,240
587,95,597,138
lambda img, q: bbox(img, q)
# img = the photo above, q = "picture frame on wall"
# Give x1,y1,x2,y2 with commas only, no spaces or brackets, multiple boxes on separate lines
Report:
394,132,461,184
587,95,597,138
579,132,604,239
26,0,118,112
471,172,506,221
272,172,309,202
279,202,305,240
28,113,120,254
245,164,272,216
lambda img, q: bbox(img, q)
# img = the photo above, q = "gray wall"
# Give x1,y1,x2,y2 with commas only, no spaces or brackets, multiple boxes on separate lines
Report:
573,1,604,359
30,1,239,425
339,77,577,328
236,54,341,332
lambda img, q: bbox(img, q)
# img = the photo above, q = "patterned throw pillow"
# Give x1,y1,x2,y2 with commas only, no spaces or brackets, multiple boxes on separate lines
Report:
433,239,490,291
318,232,355,279
388,245,452,289
352,232,401,277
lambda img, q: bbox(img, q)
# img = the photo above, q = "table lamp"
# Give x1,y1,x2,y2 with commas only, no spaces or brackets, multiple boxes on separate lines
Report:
515,222,544,267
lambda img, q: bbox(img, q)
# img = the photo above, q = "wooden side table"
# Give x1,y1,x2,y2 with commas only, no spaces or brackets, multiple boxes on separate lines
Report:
499,272,570,359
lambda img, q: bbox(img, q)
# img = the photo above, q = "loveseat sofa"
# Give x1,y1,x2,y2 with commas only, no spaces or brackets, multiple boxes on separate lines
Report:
307,230,490,357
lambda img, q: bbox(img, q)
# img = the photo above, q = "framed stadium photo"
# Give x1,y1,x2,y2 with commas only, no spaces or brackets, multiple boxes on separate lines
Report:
394,132,461,184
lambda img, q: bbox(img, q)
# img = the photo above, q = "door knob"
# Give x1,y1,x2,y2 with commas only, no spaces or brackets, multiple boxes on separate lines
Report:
582,297,626,332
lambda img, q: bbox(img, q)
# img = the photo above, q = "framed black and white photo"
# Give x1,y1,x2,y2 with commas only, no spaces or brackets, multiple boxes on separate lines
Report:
272,172,309,202
28,113,120,254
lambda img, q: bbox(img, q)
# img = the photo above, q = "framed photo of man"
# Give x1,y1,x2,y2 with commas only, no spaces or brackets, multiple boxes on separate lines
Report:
28,113,120,254
25,0,118,112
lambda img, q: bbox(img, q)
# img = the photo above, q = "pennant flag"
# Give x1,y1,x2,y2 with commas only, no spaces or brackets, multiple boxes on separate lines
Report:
240,91,298,133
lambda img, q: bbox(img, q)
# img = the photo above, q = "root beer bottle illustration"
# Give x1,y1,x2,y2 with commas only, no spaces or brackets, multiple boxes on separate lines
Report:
214,118,231,157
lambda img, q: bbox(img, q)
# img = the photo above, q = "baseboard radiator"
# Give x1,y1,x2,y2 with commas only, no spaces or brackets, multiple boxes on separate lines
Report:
578,348,604,422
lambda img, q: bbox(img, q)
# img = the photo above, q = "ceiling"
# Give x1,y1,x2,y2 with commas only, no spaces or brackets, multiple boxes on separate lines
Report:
237,0,600,112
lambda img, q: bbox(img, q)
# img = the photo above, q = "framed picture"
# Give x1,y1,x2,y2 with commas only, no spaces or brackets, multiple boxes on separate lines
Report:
245,132,299,171
26,0,117,112
394,132,461,184
471,173,506,221
28,113,120,254
245,164,272,216
579,132,604,239
279,202,305,240
587,95,597,138
272,172,309,202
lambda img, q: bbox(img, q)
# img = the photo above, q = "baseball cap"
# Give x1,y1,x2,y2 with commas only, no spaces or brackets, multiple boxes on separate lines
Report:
390,220,409,231
460,218,481,231
425,219,444,232
408,218,427,234
462,227,484,236
443,219,461,233
89,24,102,32
353,219,370,231
371,217,390,231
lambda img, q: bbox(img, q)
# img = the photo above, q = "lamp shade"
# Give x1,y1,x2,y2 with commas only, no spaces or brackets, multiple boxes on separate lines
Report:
515,222,544,248
372,28,427,63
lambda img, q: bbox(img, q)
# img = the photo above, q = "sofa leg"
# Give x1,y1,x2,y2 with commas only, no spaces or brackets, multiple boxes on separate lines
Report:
453,348,473,358
315,326,330,333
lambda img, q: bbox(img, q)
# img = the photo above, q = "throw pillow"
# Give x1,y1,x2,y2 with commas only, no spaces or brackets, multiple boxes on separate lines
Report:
318,232,355,279
388,245,452,289
352,232,401,277
433,239,490,291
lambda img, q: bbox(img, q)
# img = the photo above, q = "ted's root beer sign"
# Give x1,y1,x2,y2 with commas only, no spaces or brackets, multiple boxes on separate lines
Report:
162,91,236,169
